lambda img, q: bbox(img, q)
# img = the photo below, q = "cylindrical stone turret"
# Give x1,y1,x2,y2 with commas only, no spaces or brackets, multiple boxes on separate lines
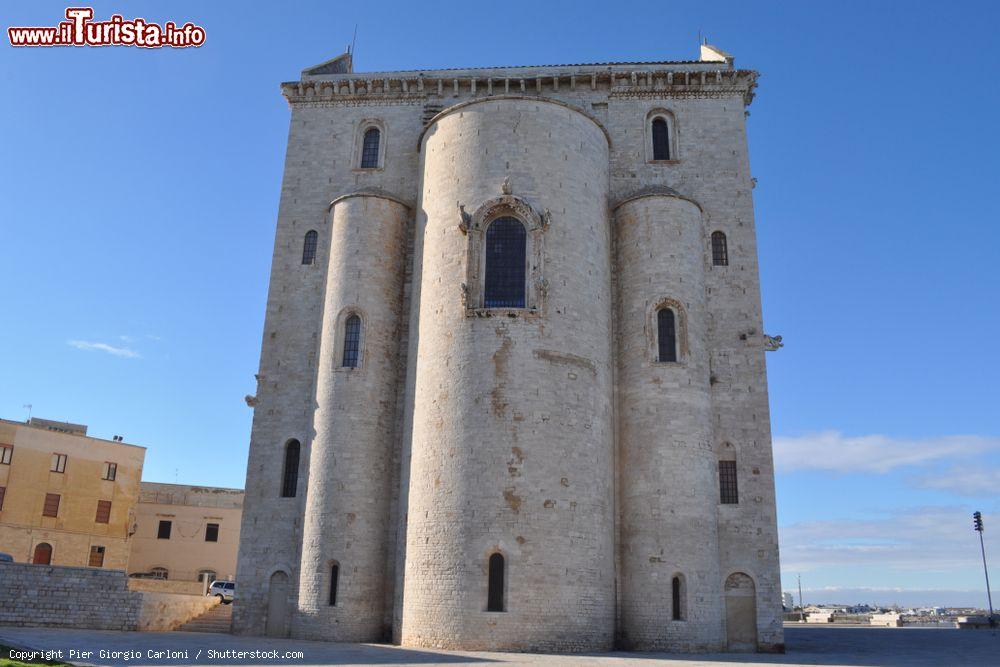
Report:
295,192,409,641
615,193,724,651
400,97,615,651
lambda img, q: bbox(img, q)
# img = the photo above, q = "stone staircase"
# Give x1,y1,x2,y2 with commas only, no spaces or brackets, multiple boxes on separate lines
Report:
175,602,232,634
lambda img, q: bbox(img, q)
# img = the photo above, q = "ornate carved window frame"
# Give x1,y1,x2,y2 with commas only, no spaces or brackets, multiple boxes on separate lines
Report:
461,189,549,317
649,297,689,364
645,108,680,164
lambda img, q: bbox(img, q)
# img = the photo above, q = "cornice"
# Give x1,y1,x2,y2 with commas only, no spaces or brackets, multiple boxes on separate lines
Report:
328,189,413,211
280,69,758,108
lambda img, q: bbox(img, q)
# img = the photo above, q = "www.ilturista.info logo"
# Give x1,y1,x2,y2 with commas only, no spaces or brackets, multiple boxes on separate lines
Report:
8,7,205,48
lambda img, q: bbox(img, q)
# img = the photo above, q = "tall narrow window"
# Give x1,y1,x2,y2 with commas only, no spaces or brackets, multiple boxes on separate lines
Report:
329,563,340,606
672,576,684,620
205,523,220,542
95,500,112,524
51,453,67,473
33,542,53,565
711,231,729,266
0,444,12,464
719,460,739,504
484,217,527,308
89,546,105,568
360,128,380,168
42,493,60,518
657,308,678,362
652,117,671,160
487,553,505,612
281,439,300,498
102,462,117,481
302,230,318,265
342,315,361,368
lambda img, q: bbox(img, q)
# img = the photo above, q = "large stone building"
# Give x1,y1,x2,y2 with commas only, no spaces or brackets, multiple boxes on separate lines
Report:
234,44,783,653
0,417,146,570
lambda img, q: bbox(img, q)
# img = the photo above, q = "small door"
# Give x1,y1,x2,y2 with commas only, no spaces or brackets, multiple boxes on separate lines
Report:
724,572,757,651
32,542,52,565
265,571,290,638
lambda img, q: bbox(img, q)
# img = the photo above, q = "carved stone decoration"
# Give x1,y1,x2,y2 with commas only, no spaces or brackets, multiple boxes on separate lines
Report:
244,394,258,408
501,176,512,195
764,334,783,352
541,208,552,230
460,283,469,307
457,202,471,234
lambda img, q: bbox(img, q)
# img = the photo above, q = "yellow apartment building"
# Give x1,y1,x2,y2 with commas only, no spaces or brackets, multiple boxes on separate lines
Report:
0,417,146,569
128,481,243,584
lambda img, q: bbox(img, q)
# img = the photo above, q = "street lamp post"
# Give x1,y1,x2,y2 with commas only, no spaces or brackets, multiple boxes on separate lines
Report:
973,511,995,629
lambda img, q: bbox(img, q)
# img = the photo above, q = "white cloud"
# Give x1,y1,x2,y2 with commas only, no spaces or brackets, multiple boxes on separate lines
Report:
773,431,1000,474
67,340,140,358
914,467,1000,497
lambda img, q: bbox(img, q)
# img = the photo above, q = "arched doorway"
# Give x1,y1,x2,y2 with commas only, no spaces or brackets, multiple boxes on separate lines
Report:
724,572,757,651
32,542,52,565
265,571,290,638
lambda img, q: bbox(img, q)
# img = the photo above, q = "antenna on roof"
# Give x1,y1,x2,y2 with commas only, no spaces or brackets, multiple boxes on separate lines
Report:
350,24,358,58
23,404,32,421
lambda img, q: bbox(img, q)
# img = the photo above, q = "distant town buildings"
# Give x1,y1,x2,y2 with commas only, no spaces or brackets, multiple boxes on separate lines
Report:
0,416,242,585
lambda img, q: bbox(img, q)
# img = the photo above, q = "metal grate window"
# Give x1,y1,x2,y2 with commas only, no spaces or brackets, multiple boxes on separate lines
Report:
652,117,671,160
281,440,300,498
302,230,318,265
487,553,505,612
205,523,220,542
342,315,361,368
711,231,729,266
95,500,112,524
89,545,105,568
329,563,340,606
657,308,677,362
157,520,172,539
43,493,60,518
360,128,380,168
719,460,739,504
483,217,527,308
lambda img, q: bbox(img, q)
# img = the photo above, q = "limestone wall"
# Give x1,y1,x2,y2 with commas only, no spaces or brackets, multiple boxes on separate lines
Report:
137,592,219,632
127,578,205,595
0,562,140,630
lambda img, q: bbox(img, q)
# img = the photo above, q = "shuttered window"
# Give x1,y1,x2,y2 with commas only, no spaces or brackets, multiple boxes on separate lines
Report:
89,546,105,568
95,500,112,523
205,523,219,542
43,493,60,517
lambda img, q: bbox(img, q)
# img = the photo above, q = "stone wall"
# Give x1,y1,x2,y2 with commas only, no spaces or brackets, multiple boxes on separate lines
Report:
0,562,141,630
127,578,205,596
137,592,218,632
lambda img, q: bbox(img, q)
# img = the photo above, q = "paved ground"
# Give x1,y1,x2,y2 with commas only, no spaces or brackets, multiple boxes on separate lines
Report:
1,624,998,666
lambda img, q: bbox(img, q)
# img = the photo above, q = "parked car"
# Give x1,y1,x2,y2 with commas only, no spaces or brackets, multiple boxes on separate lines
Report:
208,580,235,603
0,553,13,562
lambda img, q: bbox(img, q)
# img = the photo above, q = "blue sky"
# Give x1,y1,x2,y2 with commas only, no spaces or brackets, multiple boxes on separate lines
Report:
2,1,997,607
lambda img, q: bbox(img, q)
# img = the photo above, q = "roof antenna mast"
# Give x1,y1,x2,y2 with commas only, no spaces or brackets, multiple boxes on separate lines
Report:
350,24,358,58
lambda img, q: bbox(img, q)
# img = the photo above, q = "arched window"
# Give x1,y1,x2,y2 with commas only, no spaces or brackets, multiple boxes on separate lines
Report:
657,308,678,362
360,128,380,168
329,562,340,606
302,230,318,265
342,315,361,368
711,231,729,266
652,117,671,160
281,439,300,498
672,575,685,620
487,553,505,612
150,566,169,580
484,217,527,308
32,542,52,565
